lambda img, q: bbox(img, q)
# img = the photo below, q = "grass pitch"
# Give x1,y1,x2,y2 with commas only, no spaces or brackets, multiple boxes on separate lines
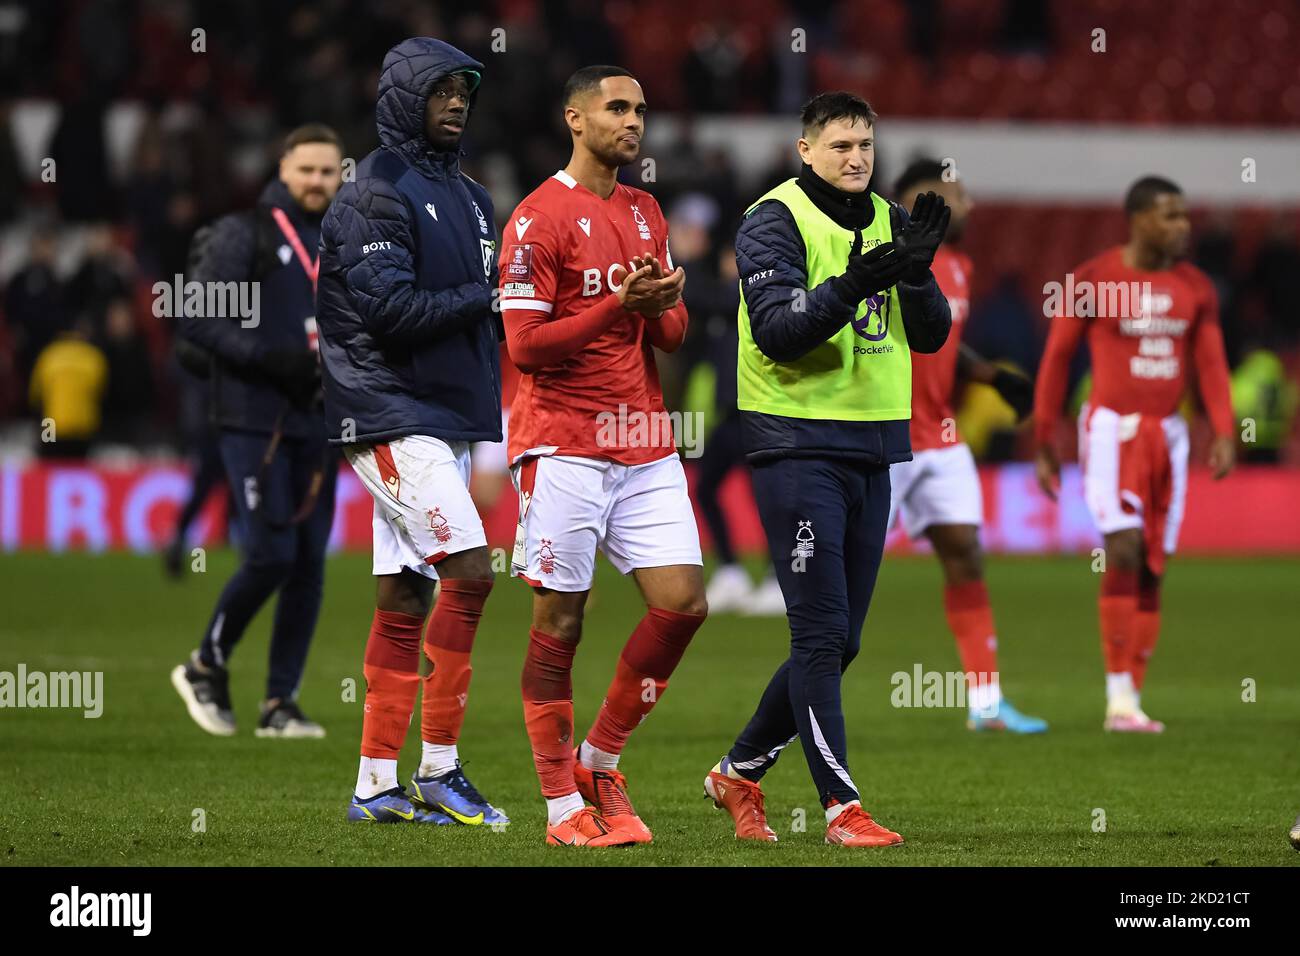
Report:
1,551,1297,867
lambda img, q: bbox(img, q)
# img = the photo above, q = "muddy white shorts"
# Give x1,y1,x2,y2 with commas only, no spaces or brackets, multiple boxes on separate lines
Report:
510,453,703,592
345,435,487,579
888,443,984,539
1079,404,1189,555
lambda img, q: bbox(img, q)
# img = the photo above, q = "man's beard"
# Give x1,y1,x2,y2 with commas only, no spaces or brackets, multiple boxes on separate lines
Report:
593,138,637,169
297,191,330,213
426,123,464,152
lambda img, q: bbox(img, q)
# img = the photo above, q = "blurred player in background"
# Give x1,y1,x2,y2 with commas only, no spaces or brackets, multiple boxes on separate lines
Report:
1034,175,1235,732
887,159,1047,734
694,241,788,617
170,124,341,739
469,343,520,511
317,39,506,825
707,93,951,847
501,66,707,847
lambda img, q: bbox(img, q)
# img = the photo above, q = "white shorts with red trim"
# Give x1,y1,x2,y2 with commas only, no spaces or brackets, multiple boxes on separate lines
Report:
509,453,703,592
345,435,487,579
1078,404,1189,554
887,442,984,539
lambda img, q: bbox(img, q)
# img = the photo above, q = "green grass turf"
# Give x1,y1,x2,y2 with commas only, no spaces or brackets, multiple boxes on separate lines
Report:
1,551,1297,867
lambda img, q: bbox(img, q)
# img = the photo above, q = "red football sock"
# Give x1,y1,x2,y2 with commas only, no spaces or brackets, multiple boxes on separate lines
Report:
521,628,578,798
1099,569,1139,676
585,607,705,757
1131,576,1162,691
943,581,1000,681
361,609,423,759
421,578,492,745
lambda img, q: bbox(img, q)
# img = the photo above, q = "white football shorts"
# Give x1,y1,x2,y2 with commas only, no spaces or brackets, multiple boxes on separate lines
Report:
1078,404,1189,554
888,442,984,540
510,453,703,592
345,434,487,579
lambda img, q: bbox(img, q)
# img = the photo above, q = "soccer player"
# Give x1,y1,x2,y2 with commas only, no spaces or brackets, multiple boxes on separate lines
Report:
1034,175,1236,732
887,159,1047,734
170,124,342,739
317,38,507,824
706,93,952,846
499,65,707,847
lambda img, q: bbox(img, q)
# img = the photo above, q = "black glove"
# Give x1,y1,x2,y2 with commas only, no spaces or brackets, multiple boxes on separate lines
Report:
833,241,910,305
992,367,1034,421
259,348,321,408
890,192,951,283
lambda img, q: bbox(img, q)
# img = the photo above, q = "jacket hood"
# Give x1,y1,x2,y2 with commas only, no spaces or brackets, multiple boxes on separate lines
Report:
376,37,484,173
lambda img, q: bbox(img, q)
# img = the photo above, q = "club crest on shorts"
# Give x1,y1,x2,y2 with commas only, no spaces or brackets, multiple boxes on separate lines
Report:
538,538,556,575
426,507,452,543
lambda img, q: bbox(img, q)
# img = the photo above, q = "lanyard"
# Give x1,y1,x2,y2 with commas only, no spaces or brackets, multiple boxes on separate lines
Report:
270,207,319,293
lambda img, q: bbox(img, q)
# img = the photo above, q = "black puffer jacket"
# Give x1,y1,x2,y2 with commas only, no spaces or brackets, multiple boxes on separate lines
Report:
180,178,324,440
316,37,501,446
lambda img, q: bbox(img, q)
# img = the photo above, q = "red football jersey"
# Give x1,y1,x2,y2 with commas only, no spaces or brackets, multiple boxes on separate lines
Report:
1033,246,1234,445
498,170,685,465
909,246,972,451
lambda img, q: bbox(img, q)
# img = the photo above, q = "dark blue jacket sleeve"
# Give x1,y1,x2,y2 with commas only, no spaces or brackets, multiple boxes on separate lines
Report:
888,202,952,354
490,236,505,342
735,201,859,363
180,212,264,368
330,176,492,347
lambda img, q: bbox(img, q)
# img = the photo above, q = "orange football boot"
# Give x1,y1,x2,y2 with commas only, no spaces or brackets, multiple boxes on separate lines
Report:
705,770,777,842
824,803,904,847
573,753,653,843
545,807,638,847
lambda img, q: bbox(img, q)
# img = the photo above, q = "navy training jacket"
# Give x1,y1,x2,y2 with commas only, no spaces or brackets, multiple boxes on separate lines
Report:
316,37,501,446
180,178,325,440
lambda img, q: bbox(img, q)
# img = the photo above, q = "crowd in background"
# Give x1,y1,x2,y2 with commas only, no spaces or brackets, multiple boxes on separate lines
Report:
1,0,1297,463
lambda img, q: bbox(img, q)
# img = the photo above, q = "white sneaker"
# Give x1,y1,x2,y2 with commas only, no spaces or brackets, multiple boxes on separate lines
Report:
170,654,236,736
742,575,787,616
255,700,326,738
706,564,753,614
1104,692,1164,733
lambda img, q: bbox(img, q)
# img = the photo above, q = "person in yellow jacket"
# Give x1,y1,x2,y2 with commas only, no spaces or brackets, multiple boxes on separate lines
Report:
704,92,952,848
29,319,108,459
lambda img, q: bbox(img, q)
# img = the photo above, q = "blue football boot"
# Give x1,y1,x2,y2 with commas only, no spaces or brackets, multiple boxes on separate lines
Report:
410,762,509,827
347,785,453,824
966,698,1048,734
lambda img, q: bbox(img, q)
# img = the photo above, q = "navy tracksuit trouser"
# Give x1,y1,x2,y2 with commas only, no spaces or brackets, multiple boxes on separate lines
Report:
728,455,891,808
197,429,336,701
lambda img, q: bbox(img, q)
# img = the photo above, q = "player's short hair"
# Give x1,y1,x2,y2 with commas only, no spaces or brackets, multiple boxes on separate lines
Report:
894,158,949,197
1124,175,1182,215
800,91,878,139
564,65,635,107
282,123,343,157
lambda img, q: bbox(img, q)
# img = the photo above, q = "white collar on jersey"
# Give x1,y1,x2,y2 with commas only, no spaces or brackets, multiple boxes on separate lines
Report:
552,169,578,189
